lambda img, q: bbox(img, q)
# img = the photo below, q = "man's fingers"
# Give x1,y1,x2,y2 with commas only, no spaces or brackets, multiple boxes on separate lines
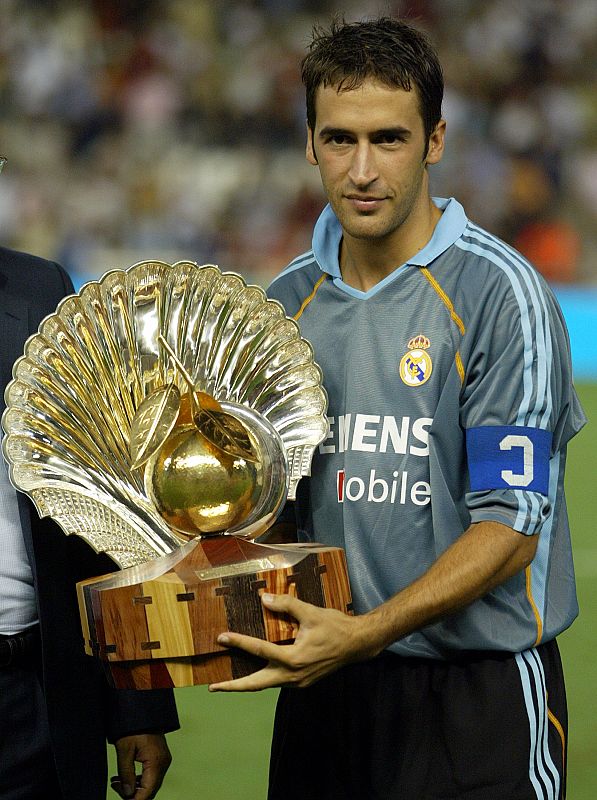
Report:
214,594,320,658
134,765,163,800
260,591,312,620
114,740,138,798
208,664,287,692
217,631,286,662
113,734,171,800
210,594,341,692
110,775,141,799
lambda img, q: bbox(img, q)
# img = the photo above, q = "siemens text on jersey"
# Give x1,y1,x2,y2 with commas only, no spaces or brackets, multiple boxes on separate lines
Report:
319,414,433,456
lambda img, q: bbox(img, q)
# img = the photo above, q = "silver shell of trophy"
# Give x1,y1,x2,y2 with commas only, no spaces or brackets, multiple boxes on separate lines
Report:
1,261,329,568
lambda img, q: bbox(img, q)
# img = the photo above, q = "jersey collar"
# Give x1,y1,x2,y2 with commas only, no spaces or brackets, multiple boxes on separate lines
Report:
312,197,468,278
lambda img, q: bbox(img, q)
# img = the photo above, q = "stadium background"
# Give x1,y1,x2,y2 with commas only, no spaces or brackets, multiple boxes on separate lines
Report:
0,1,594,797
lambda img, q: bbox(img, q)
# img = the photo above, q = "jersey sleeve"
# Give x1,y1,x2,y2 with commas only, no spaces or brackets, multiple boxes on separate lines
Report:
267,274,302,317
459,267,586,535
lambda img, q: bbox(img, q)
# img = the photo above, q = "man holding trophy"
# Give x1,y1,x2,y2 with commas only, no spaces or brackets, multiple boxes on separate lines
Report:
208,17,585,800
0,14,585,800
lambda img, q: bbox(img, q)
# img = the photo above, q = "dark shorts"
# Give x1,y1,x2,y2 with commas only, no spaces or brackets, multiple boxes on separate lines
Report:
268,639,567,800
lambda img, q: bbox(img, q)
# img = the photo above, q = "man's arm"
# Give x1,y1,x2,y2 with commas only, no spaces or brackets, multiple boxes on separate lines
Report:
209,520,538,691
105,685,179,798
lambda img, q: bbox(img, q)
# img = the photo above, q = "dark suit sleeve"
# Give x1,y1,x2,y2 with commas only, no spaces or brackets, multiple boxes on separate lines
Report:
32,517,181,749
106,688,180,743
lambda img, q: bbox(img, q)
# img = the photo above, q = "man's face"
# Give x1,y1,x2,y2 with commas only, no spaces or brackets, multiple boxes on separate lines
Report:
306,79,445,249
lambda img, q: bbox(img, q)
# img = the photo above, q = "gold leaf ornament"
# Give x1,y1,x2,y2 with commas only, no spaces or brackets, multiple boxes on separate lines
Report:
194,407,258,463
157,335,258,464
130,383,181,469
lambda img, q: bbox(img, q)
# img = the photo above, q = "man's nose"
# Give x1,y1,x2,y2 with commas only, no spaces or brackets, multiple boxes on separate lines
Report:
347,142,379,187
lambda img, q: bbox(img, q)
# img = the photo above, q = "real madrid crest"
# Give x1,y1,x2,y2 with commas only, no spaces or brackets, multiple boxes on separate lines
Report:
399,334,433,386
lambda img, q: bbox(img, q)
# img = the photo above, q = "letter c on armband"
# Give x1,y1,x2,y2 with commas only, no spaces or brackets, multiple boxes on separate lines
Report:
466,426,552,495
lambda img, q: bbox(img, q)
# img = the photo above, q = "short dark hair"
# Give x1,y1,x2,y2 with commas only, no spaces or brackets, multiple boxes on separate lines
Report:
301,17,443,145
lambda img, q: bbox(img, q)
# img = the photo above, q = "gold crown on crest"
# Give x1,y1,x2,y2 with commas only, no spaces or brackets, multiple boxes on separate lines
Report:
407,334,431,350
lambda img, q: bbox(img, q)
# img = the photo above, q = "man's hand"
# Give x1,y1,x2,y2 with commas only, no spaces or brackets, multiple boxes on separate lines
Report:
208,592,373,692
208,522,538,694
111,733,172,800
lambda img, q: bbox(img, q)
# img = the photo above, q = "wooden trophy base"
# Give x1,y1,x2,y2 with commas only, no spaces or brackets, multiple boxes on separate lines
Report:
77,536,352,689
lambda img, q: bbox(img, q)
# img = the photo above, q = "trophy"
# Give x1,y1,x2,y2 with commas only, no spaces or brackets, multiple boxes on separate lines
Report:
2,261,352,688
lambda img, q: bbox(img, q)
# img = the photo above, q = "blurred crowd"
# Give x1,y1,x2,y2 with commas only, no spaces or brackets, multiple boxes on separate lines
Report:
0,0,595,288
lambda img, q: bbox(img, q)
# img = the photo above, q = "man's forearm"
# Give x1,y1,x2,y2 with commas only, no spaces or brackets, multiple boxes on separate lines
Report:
358,520,539,657
208,520,539,691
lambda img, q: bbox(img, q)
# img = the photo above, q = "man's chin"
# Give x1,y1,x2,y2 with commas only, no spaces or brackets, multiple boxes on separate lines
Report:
341,220,392,241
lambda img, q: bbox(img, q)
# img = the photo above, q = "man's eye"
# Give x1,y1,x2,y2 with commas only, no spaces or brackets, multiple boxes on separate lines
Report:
377,134,402,145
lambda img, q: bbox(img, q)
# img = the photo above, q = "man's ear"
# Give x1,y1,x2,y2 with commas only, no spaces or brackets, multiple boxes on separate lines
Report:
306,124,318,165
425,119,446,166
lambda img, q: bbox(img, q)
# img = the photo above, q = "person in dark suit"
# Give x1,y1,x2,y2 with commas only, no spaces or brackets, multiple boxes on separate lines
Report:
0,244,179,800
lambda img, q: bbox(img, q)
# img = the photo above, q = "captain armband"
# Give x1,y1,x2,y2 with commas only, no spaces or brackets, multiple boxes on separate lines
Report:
465,426,552,496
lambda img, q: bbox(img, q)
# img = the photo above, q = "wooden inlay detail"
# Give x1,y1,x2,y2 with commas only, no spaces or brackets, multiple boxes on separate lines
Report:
77,538,352,688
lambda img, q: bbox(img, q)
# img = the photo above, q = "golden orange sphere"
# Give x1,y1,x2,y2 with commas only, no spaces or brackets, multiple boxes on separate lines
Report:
144,423,262,536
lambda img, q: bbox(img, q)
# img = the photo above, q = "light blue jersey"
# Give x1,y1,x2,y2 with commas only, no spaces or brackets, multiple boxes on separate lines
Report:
268,197,586,659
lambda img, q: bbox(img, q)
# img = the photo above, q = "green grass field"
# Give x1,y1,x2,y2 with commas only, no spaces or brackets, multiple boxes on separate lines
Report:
559,382,597,799
110,383,596,799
